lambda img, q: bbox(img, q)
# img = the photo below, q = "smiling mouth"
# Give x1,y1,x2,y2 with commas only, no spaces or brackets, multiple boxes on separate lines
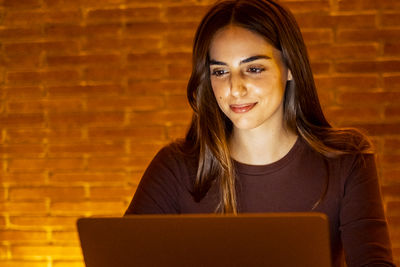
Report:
229,103,257,113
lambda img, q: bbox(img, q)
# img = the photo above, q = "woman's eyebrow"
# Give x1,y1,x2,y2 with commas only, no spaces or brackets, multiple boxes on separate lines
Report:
209,55,271,66
241,55,271,63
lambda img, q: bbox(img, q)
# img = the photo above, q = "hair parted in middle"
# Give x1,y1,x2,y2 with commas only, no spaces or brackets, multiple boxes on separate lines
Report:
183,0,371,213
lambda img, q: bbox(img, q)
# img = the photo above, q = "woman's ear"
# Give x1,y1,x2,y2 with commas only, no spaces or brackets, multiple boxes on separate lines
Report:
287,70,293,81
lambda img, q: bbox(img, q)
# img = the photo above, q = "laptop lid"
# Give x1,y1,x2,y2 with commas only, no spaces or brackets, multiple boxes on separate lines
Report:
77,213,332,267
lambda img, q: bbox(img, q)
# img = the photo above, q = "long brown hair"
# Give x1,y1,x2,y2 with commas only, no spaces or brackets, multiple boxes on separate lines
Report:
184,0,372,213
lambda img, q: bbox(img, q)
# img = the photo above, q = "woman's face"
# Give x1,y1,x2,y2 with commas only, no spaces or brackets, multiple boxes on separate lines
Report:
209,26,292,132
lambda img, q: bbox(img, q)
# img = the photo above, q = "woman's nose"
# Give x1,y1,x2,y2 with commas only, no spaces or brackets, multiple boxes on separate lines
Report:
230,74,247,97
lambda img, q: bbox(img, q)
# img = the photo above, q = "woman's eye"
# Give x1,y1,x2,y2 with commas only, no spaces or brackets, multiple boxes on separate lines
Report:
211,69,228,77
247,67,265,73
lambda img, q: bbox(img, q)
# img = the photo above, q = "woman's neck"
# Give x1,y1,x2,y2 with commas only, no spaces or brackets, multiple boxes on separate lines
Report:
229,124,298,165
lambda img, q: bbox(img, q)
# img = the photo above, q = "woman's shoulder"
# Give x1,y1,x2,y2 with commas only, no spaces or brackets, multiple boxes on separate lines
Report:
151,139,198,169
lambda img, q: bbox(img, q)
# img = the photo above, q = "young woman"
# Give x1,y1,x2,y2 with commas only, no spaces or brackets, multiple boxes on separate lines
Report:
125,0,394,266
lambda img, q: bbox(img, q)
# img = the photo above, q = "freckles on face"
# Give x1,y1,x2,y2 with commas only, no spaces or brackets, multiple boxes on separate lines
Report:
208,26,292,131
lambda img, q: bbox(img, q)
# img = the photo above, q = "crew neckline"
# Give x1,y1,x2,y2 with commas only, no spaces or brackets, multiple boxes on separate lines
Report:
233,137,304,176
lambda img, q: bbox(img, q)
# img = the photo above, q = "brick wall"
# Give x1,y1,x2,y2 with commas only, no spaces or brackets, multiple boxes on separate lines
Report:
0,0,399,266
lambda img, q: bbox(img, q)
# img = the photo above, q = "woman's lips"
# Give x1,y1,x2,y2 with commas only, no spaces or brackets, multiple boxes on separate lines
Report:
229,103,257,113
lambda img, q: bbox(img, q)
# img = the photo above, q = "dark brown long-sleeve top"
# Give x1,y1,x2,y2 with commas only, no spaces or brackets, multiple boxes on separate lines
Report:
125,137,395,267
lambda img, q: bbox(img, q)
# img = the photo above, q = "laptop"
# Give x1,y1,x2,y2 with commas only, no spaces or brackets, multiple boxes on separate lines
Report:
77,213,332,267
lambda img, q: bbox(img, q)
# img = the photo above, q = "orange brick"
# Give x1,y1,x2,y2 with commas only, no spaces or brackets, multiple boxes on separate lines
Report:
50,201,126,216
301,29,333,44
385,107,400,119
83,67,124,81
6,70,80,86
0,216,6,227
86,8,124,22
0,172,46,185
127,80,186,96
382,186,400,201
387,201,400,217
46,54,120,67
7,99,83,113
87,96,164,111
0,144,44,156
9,186,85,201
384,139,400,153
129,110,192,126
377,0,400,9
52,231,80,244
380,155,400,171
0,113,44,127
6,128,82,144
125,7,161,22
11,245,82,260
10,216,79,228
296,14,376,29
382,12,400,27
127,52,191,65
6,72,41,86
381,169,400,185
50,172,127,184
4,41,79,55
335,60,400,73
333,14,376,28
284,1,330,12
3,0,41,9
337,0,378,11
48,143,125,156
384,43,400,56
3,54,41,69
48,85,123,96
165,95,190,110
87,126,165,140
0,201,47,215
88,7,161,22
4,87,43,98
44,0,125,8
53,261,85,267
85,23,122,37
168,64,192,80
125,65,167,80
125,22,167,37
0,246,8,260
166,6,208,21
0,27,42,41
337,92,400,105
164,34,195,52
165,52,192,63
0,230,47,242
83,37,161,52
0,188,6,201
3,10,82,26
337,29,400,43
48,112,124,127
0,261,48,267
384,75,400,90
315,75,379,91
167,125,188,141
44,24,84,38
41,70,80,86
8,158,84,171
351,123,400,136
308,44,378,61
309,62,331,74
